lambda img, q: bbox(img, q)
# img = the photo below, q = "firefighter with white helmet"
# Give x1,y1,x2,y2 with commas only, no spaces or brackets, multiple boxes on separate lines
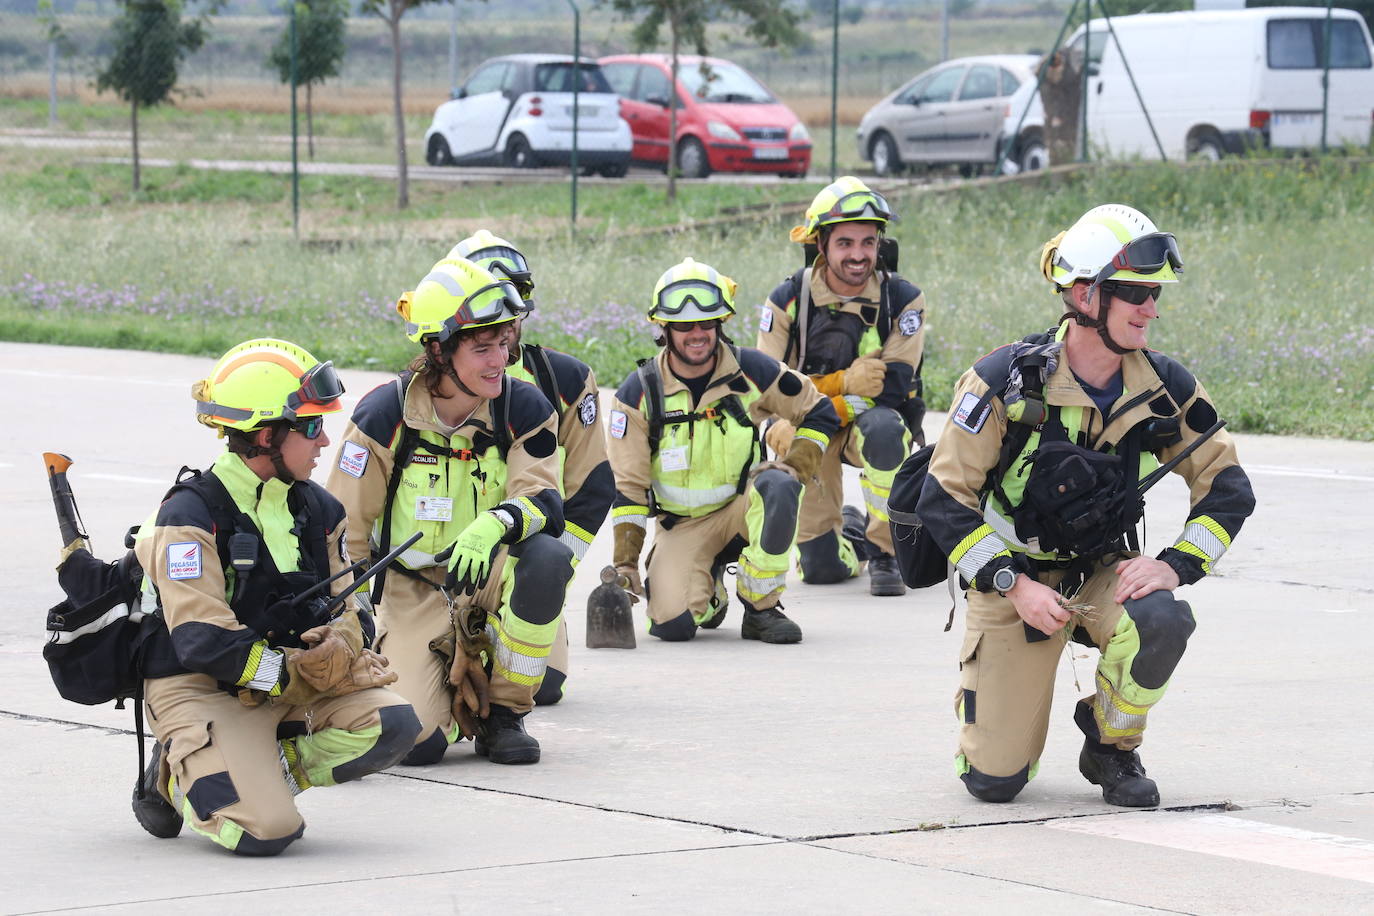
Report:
327,259,573,766
131,338,420,854
917,204,1254,807
756,176,928,597
606,258,839,644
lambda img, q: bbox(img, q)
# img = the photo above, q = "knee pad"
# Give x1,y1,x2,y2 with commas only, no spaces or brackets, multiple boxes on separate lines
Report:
752,468,803,555
649,610,697,642
960,763,1030,803
856,407,908,470
798,531,854,584
334,704,423,782
401,727,450,767
1125,591,1196,690
232,823,304,857
534,667,567,706
508,534,575,626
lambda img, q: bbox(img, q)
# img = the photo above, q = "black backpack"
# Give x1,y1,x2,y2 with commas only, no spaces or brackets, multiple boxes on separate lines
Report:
885,444,946,590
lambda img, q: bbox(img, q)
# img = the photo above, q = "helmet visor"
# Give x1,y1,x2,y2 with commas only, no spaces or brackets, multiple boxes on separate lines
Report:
1096,232,1183,284
286,360,345,418
817,189,896,227
653,279,731,318
486,259,535,301
444,279,531,334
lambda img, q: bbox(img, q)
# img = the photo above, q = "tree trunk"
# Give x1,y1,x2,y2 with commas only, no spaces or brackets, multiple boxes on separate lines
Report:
667,26,679,202
389,7,409,210
131,99,140,192
1040,49,1082,167
307,82,315,160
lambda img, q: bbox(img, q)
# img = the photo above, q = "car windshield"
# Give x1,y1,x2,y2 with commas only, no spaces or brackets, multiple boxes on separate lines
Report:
676,62,774,103
534,63,613,93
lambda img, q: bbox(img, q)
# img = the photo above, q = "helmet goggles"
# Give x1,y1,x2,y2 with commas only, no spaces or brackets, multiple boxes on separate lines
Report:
471,246,534,294
284,360,344,419
434,279,531,340
816,189,897,227
653,279,732,319
1091,232,1182,287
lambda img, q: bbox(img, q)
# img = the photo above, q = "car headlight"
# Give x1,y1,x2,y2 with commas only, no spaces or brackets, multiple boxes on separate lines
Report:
790,122,810,142
707,120,742,142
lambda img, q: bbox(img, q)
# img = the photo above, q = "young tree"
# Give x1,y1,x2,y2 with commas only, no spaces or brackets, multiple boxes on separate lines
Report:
95,0,209,192
358,0,450,210
602,0,802,200
268,0,348,159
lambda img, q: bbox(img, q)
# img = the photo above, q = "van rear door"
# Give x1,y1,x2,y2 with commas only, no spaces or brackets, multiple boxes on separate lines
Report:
1259,13,1374,148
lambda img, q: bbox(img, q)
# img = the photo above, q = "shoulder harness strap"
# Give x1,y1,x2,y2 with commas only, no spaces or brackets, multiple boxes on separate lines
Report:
524,343,560,411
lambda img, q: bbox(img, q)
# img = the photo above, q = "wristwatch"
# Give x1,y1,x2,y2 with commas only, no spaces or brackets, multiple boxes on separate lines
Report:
992,565,1019,597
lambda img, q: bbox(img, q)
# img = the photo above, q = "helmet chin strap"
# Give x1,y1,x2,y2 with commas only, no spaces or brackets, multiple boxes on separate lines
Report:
1067,283,1134,355
267,424,296,484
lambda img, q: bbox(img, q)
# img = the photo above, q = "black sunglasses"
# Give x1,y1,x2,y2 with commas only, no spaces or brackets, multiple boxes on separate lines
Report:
289,416,326,440
1101,281,1161,306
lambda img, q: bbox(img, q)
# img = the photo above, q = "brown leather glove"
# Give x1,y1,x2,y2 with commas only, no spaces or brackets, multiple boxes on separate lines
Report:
781,437,824,483
764,419,796,457
613,522,645,599
842,357,887,397
290,624,357,693
449,652,491,739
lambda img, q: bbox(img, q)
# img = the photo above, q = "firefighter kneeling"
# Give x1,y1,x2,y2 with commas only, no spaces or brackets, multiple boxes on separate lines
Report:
607,259,839,643
132,339,420,855
917,205,1255,806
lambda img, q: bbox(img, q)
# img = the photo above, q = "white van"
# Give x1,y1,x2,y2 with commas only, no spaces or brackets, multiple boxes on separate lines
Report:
1001,7,1374,169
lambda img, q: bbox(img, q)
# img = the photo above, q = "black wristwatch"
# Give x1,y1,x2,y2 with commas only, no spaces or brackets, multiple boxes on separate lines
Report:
992,565,1019,597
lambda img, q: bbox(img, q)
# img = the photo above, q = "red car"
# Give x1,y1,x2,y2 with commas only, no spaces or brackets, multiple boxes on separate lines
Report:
599,53,811,178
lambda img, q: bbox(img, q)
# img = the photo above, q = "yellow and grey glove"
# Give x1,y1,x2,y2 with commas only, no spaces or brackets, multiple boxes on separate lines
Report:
445,511,509,596
613,522,645,601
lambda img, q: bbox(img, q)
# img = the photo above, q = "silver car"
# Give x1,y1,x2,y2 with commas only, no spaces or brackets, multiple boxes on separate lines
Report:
856,54,1041,175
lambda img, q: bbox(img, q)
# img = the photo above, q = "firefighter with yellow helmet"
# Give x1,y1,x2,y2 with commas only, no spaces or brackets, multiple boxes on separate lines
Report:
446,230,613,706
131,338,420,855
607,258,839,643
756,176,927,597
326,258,573,766
917,204,1255,806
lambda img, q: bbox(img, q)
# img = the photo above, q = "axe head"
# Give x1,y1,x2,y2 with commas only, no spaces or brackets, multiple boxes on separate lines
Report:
586,566,636,649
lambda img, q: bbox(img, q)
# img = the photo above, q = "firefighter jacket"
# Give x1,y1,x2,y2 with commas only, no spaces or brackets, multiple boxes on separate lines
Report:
133,450,362,698
918,320,1255,589
755,256,926,418
607,342,839,525
327,372,563,580
507,343,613,563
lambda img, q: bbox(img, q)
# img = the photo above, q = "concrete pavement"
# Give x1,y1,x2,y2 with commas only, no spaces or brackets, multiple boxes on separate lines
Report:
1,342,1371,914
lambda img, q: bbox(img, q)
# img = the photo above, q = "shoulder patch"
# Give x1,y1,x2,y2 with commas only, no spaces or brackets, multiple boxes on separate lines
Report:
898,309,923,336
338,440,369,478
759,306,773,333
577,393,598,427
609,410,628,439
952,391,991,434
166,542,202,580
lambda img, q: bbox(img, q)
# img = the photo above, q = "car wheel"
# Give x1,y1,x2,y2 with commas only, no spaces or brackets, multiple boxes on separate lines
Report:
1018,135,1049,172
869,131,901,177
677,137,710,179
426,135,453,167
1188,129,1224,162
504,134,536,169
599,162,628,178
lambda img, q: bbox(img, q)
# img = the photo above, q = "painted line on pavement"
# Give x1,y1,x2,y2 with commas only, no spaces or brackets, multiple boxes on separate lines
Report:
1247,464,1374,484
1048,812,1374,884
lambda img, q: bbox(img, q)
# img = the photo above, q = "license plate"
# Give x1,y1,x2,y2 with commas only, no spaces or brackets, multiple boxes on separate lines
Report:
753,146,788,160
1273,112,1318,126
565,106,598,118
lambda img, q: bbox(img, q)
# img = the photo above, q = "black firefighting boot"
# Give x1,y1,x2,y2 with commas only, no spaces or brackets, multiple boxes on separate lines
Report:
867,553,907,597
475,704,541,765
739,598,802,644
1078,739,1160,807
132,741,183,839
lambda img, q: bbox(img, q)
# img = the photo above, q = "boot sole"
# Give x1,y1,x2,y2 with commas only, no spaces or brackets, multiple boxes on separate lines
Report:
741,628,802,644
1078,755,1160,807
475,743,541,765
869,582,908,597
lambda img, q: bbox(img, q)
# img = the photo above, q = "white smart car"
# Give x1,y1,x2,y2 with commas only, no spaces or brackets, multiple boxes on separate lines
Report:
424,53,633,177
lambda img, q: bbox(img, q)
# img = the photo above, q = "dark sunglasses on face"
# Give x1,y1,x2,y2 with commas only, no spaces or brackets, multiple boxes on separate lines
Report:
289,415,326,440
667,319,721,331
1101,281,1161,306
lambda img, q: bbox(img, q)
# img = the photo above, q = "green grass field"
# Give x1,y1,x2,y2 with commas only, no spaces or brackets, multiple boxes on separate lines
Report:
2,129,1370,439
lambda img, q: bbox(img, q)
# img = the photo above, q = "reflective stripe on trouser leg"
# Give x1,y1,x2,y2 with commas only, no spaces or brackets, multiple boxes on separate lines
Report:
850,407,910,555
478,535,574,714
737,469,802,609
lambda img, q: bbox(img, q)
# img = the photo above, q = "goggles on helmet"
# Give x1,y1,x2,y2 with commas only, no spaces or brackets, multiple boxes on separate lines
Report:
485,259,535,300
816,189,897,227
653,279,732,318
1091,232,1182,286
436,280,531,339
283,360,344,418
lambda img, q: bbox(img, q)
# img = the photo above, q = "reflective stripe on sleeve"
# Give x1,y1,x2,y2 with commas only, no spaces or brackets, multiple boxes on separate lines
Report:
950,523,1012,582
1173,515,1230,573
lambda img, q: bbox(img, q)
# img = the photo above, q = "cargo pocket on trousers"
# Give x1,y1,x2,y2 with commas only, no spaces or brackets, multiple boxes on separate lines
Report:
955,630,982,725
167,722,240,821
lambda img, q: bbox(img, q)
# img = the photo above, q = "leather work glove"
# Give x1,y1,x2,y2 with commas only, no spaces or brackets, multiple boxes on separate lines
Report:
445,511,508,597
612,522,645,602
447,604,492,739
335,648,399,695
764,419,796,458
842,357,887,397
781,436,823,483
